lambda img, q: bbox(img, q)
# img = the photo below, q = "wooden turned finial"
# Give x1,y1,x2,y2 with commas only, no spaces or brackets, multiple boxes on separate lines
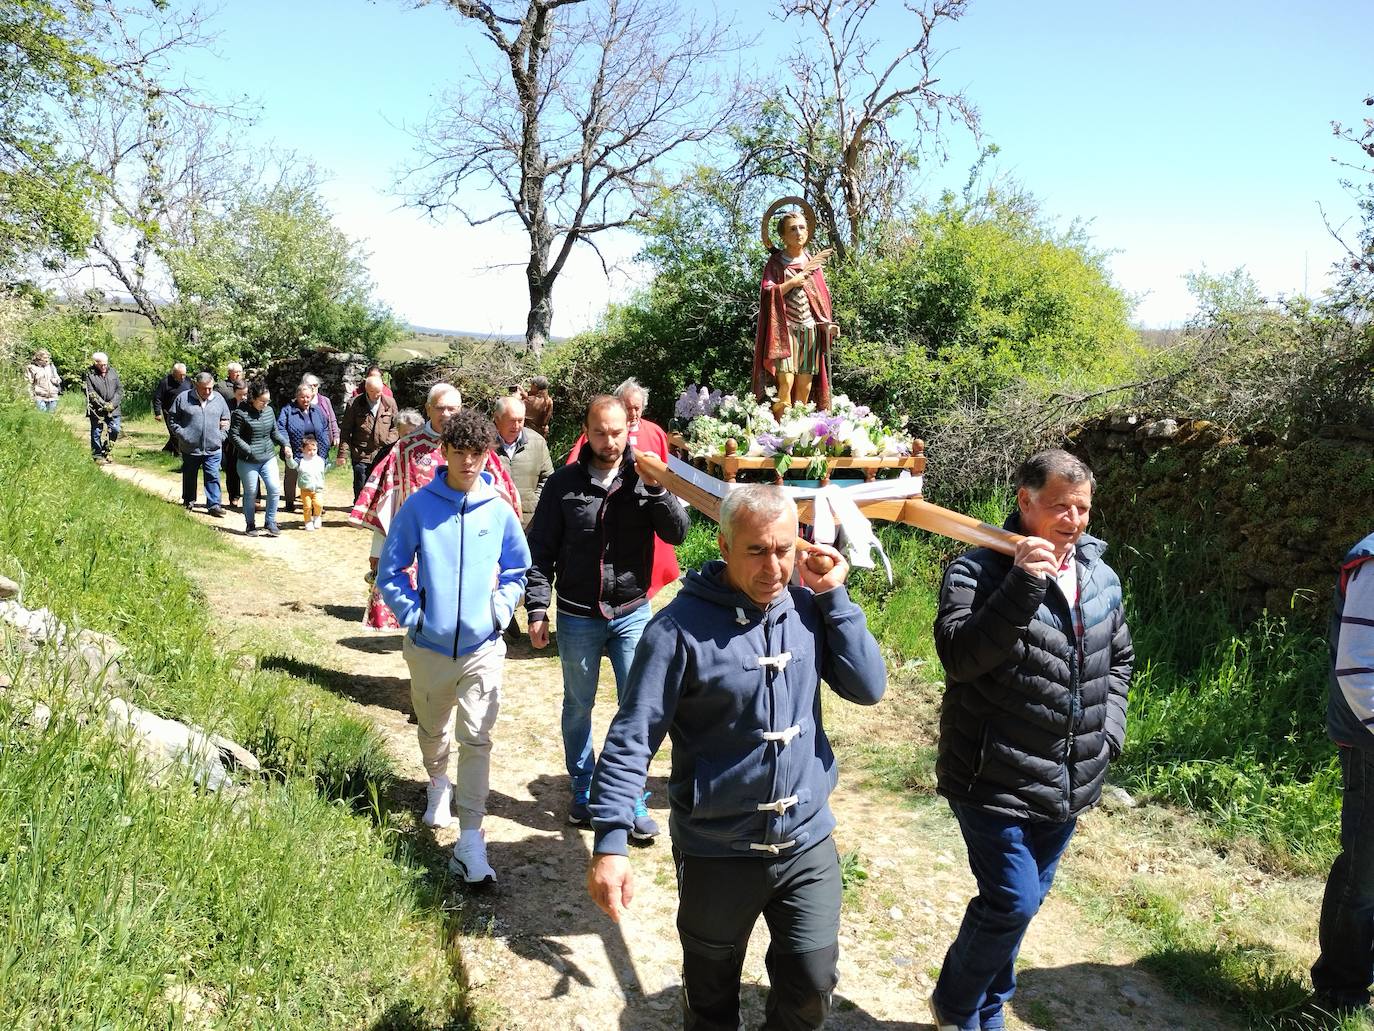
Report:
912,438,926,454
724,438,738,456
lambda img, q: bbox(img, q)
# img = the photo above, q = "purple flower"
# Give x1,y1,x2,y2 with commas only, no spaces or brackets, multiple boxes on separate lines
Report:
675,385,704,421
811,416,842,448
755,432,784,457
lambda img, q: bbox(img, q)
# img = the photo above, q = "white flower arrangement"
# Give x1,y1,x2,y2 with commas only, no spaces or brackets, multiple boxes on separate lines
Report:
675,385,912,476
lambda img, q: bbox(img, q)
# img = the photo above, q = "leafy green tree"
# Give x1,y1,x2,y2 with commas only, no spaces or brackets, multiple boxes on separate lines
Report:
0,1,102,274
164,180,402,367
827,188,1135,428
553,174,1135,439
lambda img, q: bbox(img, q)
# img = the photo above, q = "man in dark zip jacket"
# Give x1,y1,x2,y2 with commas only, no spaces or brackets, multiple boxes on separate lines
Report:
928,449,1133,1031
525,394,689,833
586,484,885,1030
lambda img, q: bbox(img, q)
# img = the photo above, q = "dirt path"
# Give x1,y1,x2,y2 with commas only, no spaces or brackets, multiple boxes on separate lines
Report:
102,458,1240,1031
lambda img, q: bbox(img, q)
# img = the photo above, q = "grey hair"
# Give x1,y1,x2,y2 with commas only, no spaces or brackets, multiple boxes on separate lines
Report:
226,361,243,373
173,362,187,374
720,485,797,547
614,377,647,408
494,394,526,418
194,371,214,386
91,351,108,363
530,375,549,391
1016,449,1096,493
395,408,425,432
426,382,462,408
301,373,321,387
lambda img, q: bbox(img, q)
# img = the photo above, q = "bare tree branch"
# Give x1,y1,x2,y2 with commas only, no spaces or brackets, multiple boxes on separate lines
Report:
398,0,747,352
740,0,978,258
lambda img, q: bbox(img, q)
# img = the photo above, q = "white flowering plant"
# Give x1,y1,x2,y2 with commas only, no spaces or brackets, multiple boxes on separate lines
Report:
676,385,912,477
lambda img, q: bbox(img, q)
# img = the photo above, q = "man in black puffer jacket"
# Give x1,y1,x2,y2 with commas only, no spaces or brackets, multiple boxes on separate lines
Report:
928,449,1133,1031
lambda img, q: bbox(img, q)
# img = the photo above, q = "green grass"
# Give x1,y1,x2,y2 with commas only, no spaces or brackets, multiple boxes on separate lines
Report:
1068,882,1369,1030
0,394,470,1028
675,511,721,571
1112,532,1339,871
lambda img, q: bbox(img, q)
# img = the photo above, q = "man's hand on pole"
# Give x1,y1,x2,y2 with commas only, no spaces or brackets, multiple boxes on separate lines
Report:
797,540,847,593
633,453,660,488
1013,536,1058,580
587,853,635,923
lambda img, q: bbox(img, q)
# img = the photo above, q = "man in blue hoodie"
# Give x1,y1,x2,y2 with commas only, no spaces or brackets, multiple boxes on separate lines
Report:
587,485,886,1030
378,408,531,886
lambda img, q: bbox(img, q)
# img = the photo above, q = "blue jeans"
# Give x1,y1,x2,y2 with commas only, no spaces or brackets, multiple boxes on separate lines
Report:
182,450,223,508
933,801,1078,1030
1313,746,1374,1008
88,412,120,455
557,605,651,794
237,458,281,531
35,398,58,413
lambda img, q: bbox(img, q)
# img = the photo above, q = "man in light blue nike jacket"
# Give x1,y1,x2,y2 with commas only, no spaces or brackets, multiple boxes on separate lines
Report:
378,407,530,885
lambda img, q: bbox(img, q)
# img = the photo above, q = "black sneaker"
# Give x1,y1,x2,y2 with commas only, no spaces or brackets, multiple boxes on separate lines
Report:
263,526,280,537
207,506,225,518
183,501,194,511
245,527,260,537
568,790,592,827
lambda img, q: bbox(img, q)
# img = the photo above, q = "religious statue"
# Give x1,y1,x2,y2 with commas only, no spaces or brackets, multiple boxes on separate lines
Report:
752,196,837,416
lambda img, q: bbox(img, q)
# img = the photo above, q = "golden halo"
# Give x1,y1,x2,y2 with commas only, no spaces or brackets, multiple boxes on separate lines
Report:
761,196,816,251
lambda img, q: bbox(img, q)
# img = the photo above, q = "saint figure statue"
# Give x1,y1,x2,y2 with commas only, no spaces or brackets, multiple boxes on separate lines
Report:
752,197,837,416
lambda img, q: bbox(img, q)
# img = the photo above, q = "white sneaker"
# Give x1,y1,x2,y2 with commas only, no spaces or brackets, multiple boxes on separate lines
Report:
928,993,957,1031
303,521,315,532
423,776,454,828
450,829,496,885
312,516,322,529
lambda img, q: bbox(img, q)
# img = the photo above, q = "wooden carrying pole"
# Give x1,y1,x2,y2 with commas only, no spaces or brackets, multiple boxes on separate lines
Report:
635,453,1022,557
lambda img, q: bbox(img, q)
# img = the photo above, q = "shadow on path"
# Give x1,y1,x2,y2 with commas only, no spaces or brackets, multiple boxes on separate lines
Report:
260,653,411,713
1017,959,1239,1030
453,773,646,1006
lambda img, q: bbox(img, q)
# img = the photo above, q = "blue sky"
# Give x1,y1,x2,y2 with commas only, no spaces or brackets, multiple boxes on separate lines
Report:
172,0,1369,334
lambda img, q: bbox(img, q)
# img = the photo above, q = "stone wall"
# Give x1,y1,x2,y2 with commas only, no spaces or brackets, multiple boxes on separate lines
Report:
261,351,372,416
1067,414,1374,624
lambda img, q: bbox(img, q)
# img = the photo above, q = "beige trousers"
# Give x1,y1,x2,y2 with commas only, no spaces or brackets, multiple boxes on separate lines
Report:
403,635,506,828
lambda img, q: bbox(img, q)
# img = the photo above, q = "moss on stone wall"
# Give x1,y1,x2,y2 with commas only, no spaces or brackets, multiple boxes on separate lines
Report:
1070,415,1374,626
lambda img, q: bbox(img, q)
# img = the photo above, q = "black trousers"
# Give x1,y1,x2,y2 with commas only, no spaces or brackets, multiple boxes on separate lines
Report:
224,449,240,502
674,837,842,1031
